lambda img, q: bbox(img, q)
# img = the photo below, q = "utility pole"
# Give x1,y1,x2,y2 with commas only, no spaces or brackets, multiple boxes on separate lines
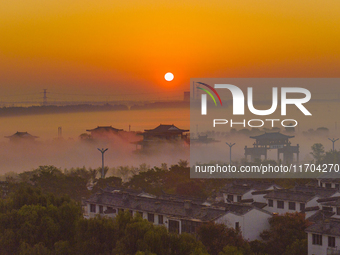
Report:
328,138,339,152
226,142,236,164
43,89,48,105
97,148,108,178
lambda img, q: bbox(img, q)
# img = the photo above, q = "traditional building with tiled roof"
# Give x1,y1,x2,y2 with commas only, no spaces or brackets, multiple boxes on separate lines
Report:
5,131,39,142
263,186,340,215
306,219,340,255
136,124,189,150
83,187,271,241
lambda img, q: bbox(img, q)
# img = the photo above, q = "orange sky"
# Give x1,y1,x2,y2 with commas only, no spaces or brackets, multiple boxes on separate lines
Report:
1,0,340,102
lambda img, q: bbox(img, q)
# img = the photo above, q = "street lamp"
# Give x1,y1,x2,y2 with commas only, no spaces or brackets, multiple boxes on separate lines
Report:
226,142,236,164
97,148,108,178
328,138,339,152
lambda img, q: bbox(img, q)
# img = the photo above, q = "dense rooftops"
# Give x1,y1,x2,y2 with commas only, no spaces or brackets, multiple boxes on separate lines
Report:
85,188,264,222
306,219,340,236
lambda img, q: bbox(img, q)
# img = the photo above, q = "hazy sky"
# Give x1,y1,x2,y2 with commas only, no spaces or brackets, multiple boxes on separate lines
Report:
1,0,340,102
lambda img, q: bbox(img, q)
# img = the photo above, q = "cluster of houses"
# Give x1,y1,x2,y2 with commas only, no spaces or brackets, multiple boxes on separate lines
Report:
83,176,340,255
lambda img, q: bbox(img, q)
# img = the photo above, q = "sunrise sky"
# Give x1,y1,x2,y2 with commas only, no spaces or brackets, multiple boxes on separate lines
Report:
1,0,340,102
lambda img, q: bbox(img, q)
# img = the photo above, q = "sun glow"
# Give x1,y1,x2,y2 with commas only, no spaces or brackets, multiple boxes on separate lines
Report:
164,72,174,81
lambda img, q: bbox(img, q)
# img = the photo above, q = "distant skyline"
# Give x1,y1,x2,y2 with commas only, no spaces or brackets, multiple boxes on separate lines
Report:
1,0,340,102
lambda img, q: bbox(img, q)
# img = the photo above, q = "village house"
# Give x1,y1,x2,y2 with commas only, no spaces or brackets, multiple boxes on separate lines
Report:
220,180,281,204
84,187,272,241
306,219,340,255
317,173,340,190
263,186,340,215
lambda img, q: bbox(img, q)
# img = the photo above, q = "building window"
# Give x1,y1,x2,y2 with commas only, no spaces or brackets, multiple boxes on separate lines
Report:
300,203,305,211
118,208,124,213
268,199,273,207
99,205,103,214
337,207,340,215
328,236,336,247
235,222,240,230
181,220,197,233
90,204,96,213
288,202,296,210
148,213,154,223
227,195,234,202
322,206,333,212
326,183,332,189
169,220,180,234
312,234,322,245
106,207,116,214
277,200,284,209
158,215,163,224
237,196,242,202
336,184,340,190
137,211,143,218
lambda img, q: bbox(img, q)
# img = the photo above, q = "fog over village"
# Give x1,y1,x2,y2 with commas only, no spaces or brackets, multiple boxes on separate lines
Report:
1,0,340,254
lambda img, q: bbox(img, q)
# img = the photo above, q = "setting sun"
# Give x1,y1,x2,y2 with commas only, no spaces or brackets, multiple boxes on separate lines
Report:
164,72,174,81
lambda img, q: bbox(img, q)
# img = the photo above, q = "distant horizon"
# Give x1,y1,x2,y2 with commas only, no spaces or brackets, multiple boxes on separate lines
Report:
2,1,340,101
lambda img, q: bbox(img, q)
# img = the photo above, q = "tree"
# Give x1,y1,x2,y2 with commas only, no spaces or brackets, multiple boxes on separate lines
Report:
310,143,325,163
218,245,244,255
260,212,310,255
283,239,307,255
197,222,247,255
321,150,340,164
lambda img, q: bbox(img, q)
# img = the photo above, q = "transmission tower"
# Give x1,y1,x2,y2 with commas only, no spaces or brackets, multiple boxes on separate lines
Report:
42,89,48,105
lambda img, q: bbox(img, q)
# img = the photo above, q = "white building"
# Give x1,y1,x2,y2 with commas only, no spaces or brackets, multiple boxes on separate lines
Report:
220,181,281,203
263,187,340,215
317,172,340,190
306,219,340,255
84,187,272,241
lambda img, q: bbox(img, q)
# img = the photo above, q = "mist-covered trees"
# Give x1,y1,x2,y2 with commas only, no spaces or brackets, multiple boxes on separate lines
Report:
310,143,339,164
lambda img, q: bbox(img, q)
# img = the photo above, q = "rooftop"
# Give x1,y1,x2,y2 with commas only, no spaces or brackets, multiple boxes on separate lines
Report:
221,181,279,195
144,124,189,133
85,188,261,221
306,219,340,235
264,189,316,202
5,131,39,139
86,126,123,132
264,186,339,202
250,132,294,140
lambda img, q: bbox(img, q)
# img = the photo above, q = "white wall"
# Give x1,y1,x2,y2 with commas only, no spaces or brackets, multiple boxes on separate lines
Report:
307,233,340,255
215,209,271,241
265,199,313,214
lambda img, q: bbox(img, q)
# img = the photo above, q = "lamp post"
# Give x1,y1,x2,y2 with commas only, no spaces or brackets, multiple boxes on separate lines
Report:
97,148,108,178
328,138,339,152
226,142,236,164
